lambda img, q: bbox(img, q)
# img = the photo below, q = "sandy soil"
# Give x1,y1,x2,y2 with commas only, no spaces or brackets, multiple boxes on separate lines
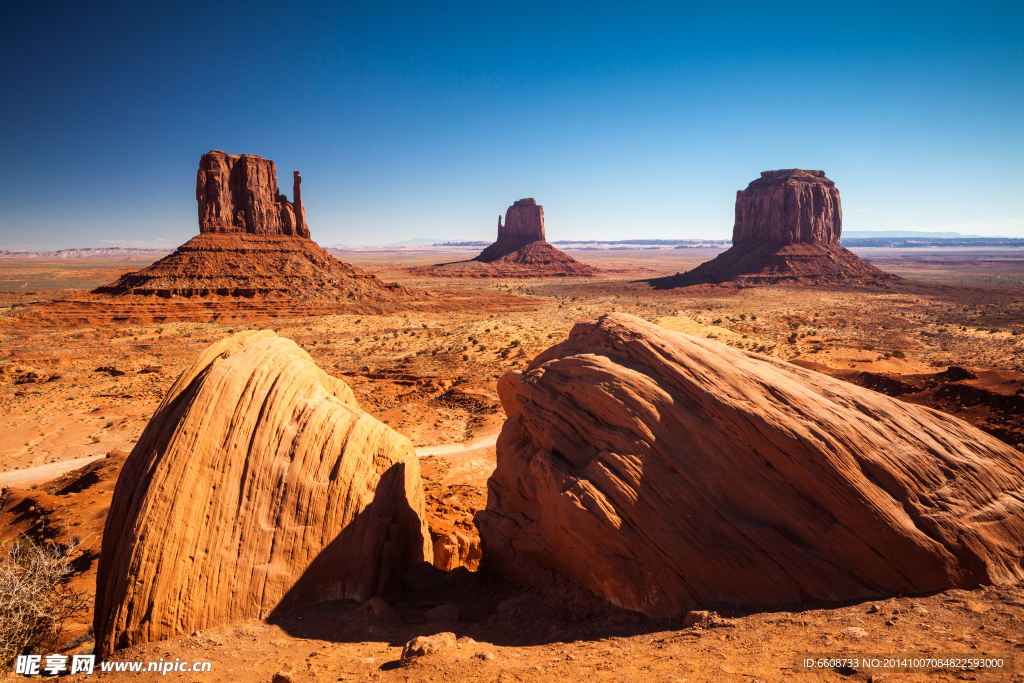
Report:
1,248,1023,681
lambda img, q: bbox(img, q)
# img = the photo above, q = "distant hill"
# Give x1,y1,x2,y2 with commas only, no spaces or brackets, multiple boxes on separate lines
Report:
0,247,172,259
841,237,1024,248
842,230,985,238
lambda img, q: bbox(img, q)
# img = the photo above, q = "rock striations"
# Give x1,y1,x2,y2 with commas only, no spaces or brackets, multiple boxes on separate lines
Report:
94,331,432,656
477,313,1024,617
94,151,414,302
412,198,594,278
655,169,898,287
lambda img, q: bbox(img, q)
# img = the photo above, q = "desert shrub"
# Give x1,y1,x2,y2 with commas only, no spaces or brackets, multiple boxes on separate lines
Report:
0,534,90,668
892,350,906,359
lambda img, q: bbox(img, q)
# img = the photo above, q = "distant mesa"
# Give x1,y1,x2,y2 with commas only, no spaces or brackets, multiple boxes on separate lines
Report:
410,198,595,278
93,150,415,302
652,169,899,287
475,198,546,262
94,331,431,655
477,312,1024,617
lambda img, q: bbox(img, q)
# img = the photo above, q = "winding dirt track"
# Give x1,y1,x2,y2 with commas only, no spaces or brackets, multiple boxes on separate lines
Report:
0,433,501,490
0,455,106,489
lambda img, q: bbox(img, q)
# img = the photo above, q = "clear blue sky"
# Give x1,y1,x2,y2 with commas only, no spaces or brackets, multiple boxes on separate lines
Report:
1,1,1021,249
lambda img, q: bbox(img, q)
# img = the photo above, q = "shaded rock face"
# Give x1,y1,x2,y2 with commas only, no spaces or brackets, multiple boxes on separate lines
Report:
197,150,309,238
477,313,1024,618
733,169,841,246
94,331,431,656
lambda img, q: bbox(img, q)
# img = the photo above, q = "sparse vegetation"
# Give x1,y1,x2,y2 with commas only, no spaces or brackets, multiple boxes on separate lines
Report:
0,534,90,669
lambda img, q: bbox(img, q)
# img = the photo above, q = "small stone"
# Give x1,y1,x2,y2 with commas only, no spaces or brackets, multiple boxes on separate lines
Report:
401,632,457,662
683,610,711,627
474,651,495,661
866,604,880,613
272,673,293,683
357,597,396,620
842,626,868,639
360,657,374,664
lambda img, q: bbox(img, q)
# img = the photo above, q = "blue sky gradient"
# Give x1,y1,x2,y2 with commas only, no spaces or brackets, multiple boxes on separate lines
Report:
2,1,1021,249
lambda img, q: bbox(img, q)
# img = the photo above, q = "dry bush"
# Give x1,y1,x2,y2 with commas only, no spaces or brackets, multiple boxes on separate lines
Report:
0,534,90,668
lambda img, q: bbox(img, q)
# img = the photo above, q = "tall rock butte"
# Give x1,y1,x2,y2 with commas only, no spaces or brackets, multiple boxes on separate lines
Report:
94,331,431,656
477,313,1024,617
196,150,309,237
655,169,897,287
413,198,593,277
94,151,419,304
475,198,546,260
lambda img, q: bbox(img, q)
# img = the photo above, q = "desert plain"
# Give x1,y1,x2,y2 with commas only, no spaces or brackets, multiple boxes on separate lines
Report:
1,244,1024,682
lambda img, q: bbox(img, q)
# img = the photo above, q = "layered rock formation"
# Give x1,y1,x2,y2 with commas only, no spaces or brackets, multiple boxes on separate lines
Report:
654,170,897,287
95,151,416,302
197,151,309,237
477,313,1024,617
733,169,841,246
94,331,431,656
412,198,594,277
475,198,546,262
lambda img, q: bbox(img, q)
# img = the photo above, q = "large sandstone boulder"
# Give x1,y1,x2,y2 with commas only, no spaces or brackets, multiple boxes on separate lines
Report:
94,331,431,656
477,313,1024,617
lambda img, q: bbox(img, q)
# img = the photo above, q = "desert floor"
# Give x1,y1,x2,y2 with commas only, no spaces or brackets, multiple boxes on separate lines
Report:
1,246,1023,682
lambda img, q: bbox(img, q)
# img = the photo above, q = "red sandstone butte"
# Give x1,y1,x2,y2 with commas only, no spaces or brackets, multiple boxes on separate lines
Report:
196,150,309,238
655,169,898,287
733,169,841,246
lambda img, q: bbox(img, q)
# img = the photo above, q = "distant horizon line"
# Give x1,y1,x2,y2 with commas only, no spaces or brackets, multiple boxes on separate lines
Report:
3,231,1023,255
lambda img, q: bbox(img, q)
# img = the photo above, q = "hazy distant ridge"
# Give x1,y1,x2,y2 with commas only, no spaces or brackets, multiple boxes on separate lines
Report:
0,247,173,259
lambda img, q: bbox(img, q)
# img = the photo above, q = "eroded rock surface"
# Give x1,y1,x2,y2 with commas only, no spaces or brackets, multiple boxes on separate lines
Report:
655,169,897,287
95,151,419,302
476,313,1024,617
94,331,431,656
197,150,309,237
414,198,593,277
733,169,841,246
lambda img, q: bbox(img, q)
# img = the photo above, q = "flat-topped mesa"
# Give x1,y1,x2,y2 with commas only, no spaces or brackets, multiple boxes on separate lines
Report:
733,169,841,246
196,150,309,238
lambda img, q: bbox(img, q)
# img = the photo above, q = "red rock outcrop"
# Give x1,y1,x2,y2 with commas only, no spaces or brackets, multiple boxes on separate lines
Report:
94,233,412,300
477,313,1024,617
654,170,897,287
733,169,841,246
94,331,431,656
95,151,420,302
412,198,594,277
197,150,309,238
475,198,546,260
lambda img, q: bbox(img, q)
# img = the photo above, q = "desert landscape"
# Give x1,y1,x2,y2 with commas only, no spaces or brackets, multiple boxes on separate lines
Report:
1,157,1023,682
4,4,1023,681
